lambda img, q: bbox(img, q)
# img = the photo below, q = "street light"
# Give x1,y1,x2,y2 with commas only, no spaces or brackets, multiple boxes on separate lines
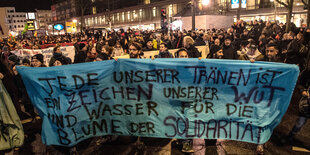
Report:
73,19,77,23
201,0,210,6
192,0,209,31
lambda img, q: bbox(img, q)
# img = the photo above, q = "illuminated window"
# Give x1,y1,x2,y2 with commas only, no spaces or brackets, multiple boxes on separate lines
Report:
152,7,156,17
139,9,143,18
117,13,120,22
99,16,102,24
95,17,97,24
91,0,95,2
122,12,125,21
144,0,150,4
92,7,96,14
127,11,131,20
169,4,173,17
133,10,137,20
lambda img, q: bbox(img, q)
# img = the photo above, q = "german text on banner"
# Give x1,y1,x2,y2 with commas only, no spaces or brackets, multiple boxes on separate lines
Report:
17,59,299,146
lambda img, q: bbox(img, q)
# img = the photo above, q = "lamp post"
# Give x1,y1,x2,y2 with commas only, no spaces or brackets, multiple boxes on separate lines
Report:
192,0,209,31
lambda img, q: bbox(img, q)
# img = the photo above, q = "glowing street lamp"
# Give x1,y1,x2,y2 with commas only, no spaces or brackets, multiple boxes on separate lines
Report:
192,0,209,31
201,0,210,6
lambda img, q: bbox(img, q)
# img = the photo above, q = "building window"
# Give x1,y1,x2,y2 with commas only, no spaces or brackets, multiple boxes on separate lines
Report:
117,13,120,22
122,12,125,21
99,16,102,24
144,0,150,4
95,17,98,24
103,15,105,24
14,25,16,28
139,9,143,19
92,7,96,14
152,7,156,17
92,17,94,25
91,0,95,2
133,10,137,20
13,20,16,23
85,18,88,26
127,11,131,20
8,15,10,18
169,4,173,17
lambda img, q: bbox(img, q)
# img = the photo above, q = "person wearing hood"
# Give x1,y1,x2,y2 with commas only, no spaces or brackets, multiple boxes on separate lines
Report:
49,46,72,66
222,36,238,59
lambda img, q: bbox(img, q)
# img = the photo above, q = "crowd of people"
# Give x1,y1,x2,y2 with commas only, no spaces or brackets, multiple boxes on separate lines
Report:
0,19,310,154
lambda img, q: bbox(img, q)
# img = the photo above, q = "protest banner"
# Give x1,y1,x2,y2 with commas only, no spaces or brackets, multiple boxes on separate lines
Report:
17,59,299,147
11,46,75,66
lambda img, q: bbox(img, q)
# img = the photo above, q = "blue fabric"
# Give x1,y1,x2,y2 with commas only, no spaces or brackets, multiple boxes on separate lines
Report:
17,59,299,146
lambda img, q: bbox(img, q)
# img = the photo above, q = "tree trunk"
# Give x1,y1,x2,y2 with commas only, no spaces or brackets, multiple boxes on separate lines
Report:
285,0,294,32
80,10,84,33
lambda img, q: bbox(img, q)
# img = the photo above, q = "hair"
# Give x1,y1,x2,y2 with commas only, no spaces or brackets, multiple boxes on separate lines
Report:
183,36,194,45
128,42,142,51
160,42,168,48
102,45,114,55
53,46,60,52
266,43,279,51
175,48,188,58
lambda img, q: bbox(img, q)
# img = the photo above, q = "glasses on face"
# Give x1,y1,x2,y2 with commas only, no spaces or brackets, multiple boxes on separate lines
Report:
129,48,138,52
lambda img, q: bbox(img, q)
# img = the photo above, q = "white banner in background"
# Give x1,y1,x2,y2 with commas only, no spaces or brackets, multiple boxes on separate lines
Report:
12,46,75,66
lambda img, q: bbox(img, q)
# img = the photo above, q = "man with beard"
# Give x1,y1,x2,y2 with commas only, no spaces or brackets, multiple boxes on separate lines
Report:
129,42,143,59
266,43,283,62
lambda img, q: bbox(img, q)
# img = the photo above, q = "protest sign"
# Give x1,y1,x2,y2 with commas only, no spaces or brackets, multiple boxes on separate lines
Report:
11,46,75,66
17,59,299,146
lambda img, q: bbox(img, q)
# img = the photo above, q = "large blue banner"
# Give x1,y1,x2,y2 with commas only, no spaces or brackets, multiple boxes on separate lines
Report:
17,59,299,146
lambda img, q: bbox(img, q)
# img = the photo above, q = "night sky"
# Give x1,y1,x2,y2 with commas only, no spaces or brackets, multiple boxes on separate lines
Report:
0,0,52,12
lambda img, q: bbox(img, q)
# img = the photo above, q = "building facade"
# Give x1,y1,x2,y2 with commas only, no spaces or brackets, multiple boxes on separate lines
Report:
0,7,27,33
36,10,53,30
51,0,308,32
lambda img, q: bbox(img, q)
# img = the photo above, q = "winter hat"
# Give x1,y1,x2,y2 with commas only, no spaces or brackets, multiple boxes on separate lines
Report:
32,54,44,63
79,43,86,50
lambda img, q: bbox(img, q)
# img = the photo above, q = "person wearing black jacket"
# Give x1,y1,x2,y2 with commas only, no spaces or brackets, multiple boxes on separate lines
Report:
49,46,72,66
183,36,200,58
222,36,238,59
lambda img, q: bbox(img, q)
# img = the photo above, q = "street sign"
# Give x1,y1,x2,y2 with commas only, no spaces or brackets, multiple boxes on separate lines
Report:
231,0,246,9
54,24,64,31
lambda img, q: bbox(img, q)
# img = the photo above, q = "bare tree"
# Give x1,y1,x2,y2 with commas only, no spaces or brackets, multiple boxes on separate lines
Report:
76,0,92,33
301,0,310,27
275,0,294,32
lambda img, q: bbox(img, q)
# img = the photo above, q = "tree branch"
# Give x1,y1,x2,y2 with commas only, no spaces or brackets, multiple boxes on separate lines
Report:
301,0,308,6
275,0,289,7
